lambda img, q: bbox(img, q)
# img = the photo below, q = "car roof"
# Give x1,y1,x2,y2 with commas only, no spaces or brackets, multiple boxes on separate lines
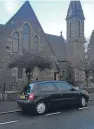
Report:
31,80,67,84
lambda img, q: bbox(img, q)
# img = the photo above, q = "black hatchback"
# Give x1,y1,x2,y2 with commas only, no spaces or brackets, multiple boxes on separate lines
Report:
17,81,89,115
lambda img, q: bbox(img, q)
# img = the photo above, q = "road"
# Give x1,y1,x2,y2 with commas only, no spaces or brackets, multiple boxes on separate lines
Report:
0,101,94,129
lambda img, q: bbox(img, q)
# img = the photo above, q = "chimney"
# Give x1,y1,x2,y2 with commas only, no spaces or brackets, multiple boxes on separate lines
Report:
60,31,62,36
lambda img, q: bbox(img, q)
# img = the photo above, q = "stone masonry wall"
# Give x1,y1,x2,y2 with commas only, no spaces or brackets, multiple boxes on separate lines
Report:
0,20,55,84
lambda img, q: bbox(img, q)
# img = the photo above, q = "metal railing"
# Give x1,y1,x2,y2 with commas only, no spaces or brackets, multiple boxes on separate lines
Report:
0,81,24,100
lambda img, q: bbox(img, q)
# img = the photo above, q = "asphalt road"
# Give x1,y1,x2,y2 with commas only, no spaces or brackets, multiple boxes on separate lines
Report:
0,101,94,129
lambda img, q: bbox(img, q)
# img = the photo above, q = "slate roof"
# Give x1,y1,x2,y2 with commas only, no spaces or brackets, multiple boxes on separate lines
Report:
0,24,4,31
45,34,67,61
66,1,85,20
6,1,43,30
0,1,44,38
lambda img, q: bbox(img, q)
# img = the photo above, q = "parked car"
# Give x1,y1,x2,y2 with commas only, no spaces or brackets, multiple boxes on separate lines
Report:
17,81,89,115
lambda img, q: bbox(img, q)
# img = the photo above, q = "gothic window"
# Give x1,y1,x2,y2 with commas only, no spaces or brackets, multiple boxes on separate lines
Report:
70,21,71,38
78,20,80,37
60,70,66,81
62,70,66,79
23,24,30,53
33,35,39,52
18,67,23,79
12,32,19,53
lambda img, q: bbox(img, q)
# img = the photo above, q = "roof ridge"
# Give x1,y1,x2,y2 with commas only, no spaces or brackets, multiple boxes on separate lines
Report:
45,33,65,41
0,1,43,35
5,1,31,24
45,33,61,37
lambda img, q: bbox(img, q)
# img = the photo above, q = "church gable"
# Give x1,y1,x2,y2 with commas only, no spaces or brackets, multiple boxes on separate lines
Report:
0,1,54,57
0,1,56,82
0,1,43,36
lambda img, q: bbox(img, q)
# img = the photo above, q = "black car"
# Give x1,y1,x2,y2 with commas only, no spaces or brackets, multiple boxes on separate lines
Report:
17,81,89,115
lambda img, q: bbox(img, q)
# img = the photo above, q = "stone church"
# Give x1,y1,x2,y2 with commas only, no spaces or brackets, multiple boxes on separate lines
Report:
0,0,86,86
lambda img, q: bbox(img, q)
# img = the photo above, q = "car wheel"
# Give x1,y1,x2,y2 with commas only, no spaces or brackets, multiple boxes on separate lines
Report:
36,102,47,115
80,97,87,107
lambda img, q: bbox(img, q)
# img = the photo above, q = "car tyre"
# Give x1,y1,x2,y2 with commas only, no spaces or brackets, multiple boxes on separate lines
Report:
36,101,47,115
80,97,87,107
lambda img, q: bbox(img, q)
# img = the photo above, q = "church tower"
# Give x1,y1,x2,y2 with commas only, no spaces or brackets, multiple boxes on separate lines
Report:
66,0,86,64
66,1,86,85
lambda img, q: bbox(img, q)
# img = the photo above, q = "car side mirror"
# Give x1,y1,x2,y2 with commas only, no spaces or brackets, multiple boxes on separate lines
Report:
70,87,77,91
75,87,79,90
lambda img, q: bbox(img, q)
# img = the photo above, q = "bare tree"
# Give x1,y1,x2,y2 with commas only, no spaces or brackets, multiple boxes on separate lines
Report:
74,57,94,87
8,53,53,83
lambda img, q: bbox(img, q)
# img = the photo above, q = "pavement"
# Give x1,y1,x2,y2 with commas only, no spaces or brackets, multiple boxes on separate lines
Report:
0,101,20,115
0,92,94,115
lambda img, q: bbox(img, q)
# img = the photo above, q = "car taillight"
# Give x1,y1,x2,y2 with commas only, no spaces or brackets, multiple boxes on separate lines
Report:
28,93,35,101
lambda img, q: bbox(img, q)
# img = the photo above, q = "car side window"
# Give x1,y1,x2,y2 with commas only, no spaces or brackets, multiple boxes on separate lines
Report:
39,82,57,92
56,82,72,90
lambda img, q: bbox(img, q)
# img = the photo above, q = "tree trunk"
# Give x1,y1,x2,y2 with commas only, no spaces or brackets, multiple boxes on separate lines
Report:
25,68,33,84
85,71,89,88
92,70,94,82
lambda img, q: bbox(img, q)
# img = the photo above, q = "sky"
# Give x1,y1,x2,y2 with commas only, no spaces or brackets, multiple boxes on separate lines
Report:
0,0,94,41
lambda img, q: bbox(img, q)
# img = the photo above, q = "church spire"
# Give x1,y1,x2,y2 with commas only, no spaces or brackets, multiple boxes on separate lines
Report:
66,0,85,20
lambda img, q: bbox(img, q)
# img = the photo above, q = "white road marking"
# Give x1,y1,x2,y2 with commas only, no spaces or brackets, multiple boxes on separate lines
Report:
0,120,18,125
89,98,92,101
0,110,21,115
45,112,61,116
79,107,89,110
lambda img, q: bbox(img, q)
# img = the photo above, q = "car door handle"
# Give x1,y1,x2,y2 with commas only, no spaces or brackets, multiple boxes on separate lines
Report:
61,94,63,96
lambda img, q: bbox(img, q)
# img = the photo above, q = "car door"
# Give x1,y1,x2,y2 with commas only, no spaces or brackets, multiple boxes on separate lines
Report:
55,82,79,106
39,82,63,108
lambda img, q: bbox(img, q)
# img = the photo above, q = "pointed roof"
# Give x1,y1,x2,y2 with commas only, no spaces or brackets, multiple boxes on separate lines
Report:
66,0,85,20
8,1,43,29
91,30,94,36
89,30,94,44
0,1,43,36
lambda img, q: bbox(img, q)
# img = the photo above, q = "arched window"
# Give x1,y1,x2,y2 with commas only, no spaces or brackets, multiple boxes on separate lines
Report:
70,21,71,38
23,24,30,53
12,32,19,53
78,20,80,37
60,70,66,81
33,35,39,53
18,67,23,79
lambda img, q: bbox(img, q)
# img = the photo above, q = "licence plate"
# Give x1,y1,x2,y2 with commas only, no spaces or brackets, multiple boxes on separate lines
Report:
20,95,25,99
